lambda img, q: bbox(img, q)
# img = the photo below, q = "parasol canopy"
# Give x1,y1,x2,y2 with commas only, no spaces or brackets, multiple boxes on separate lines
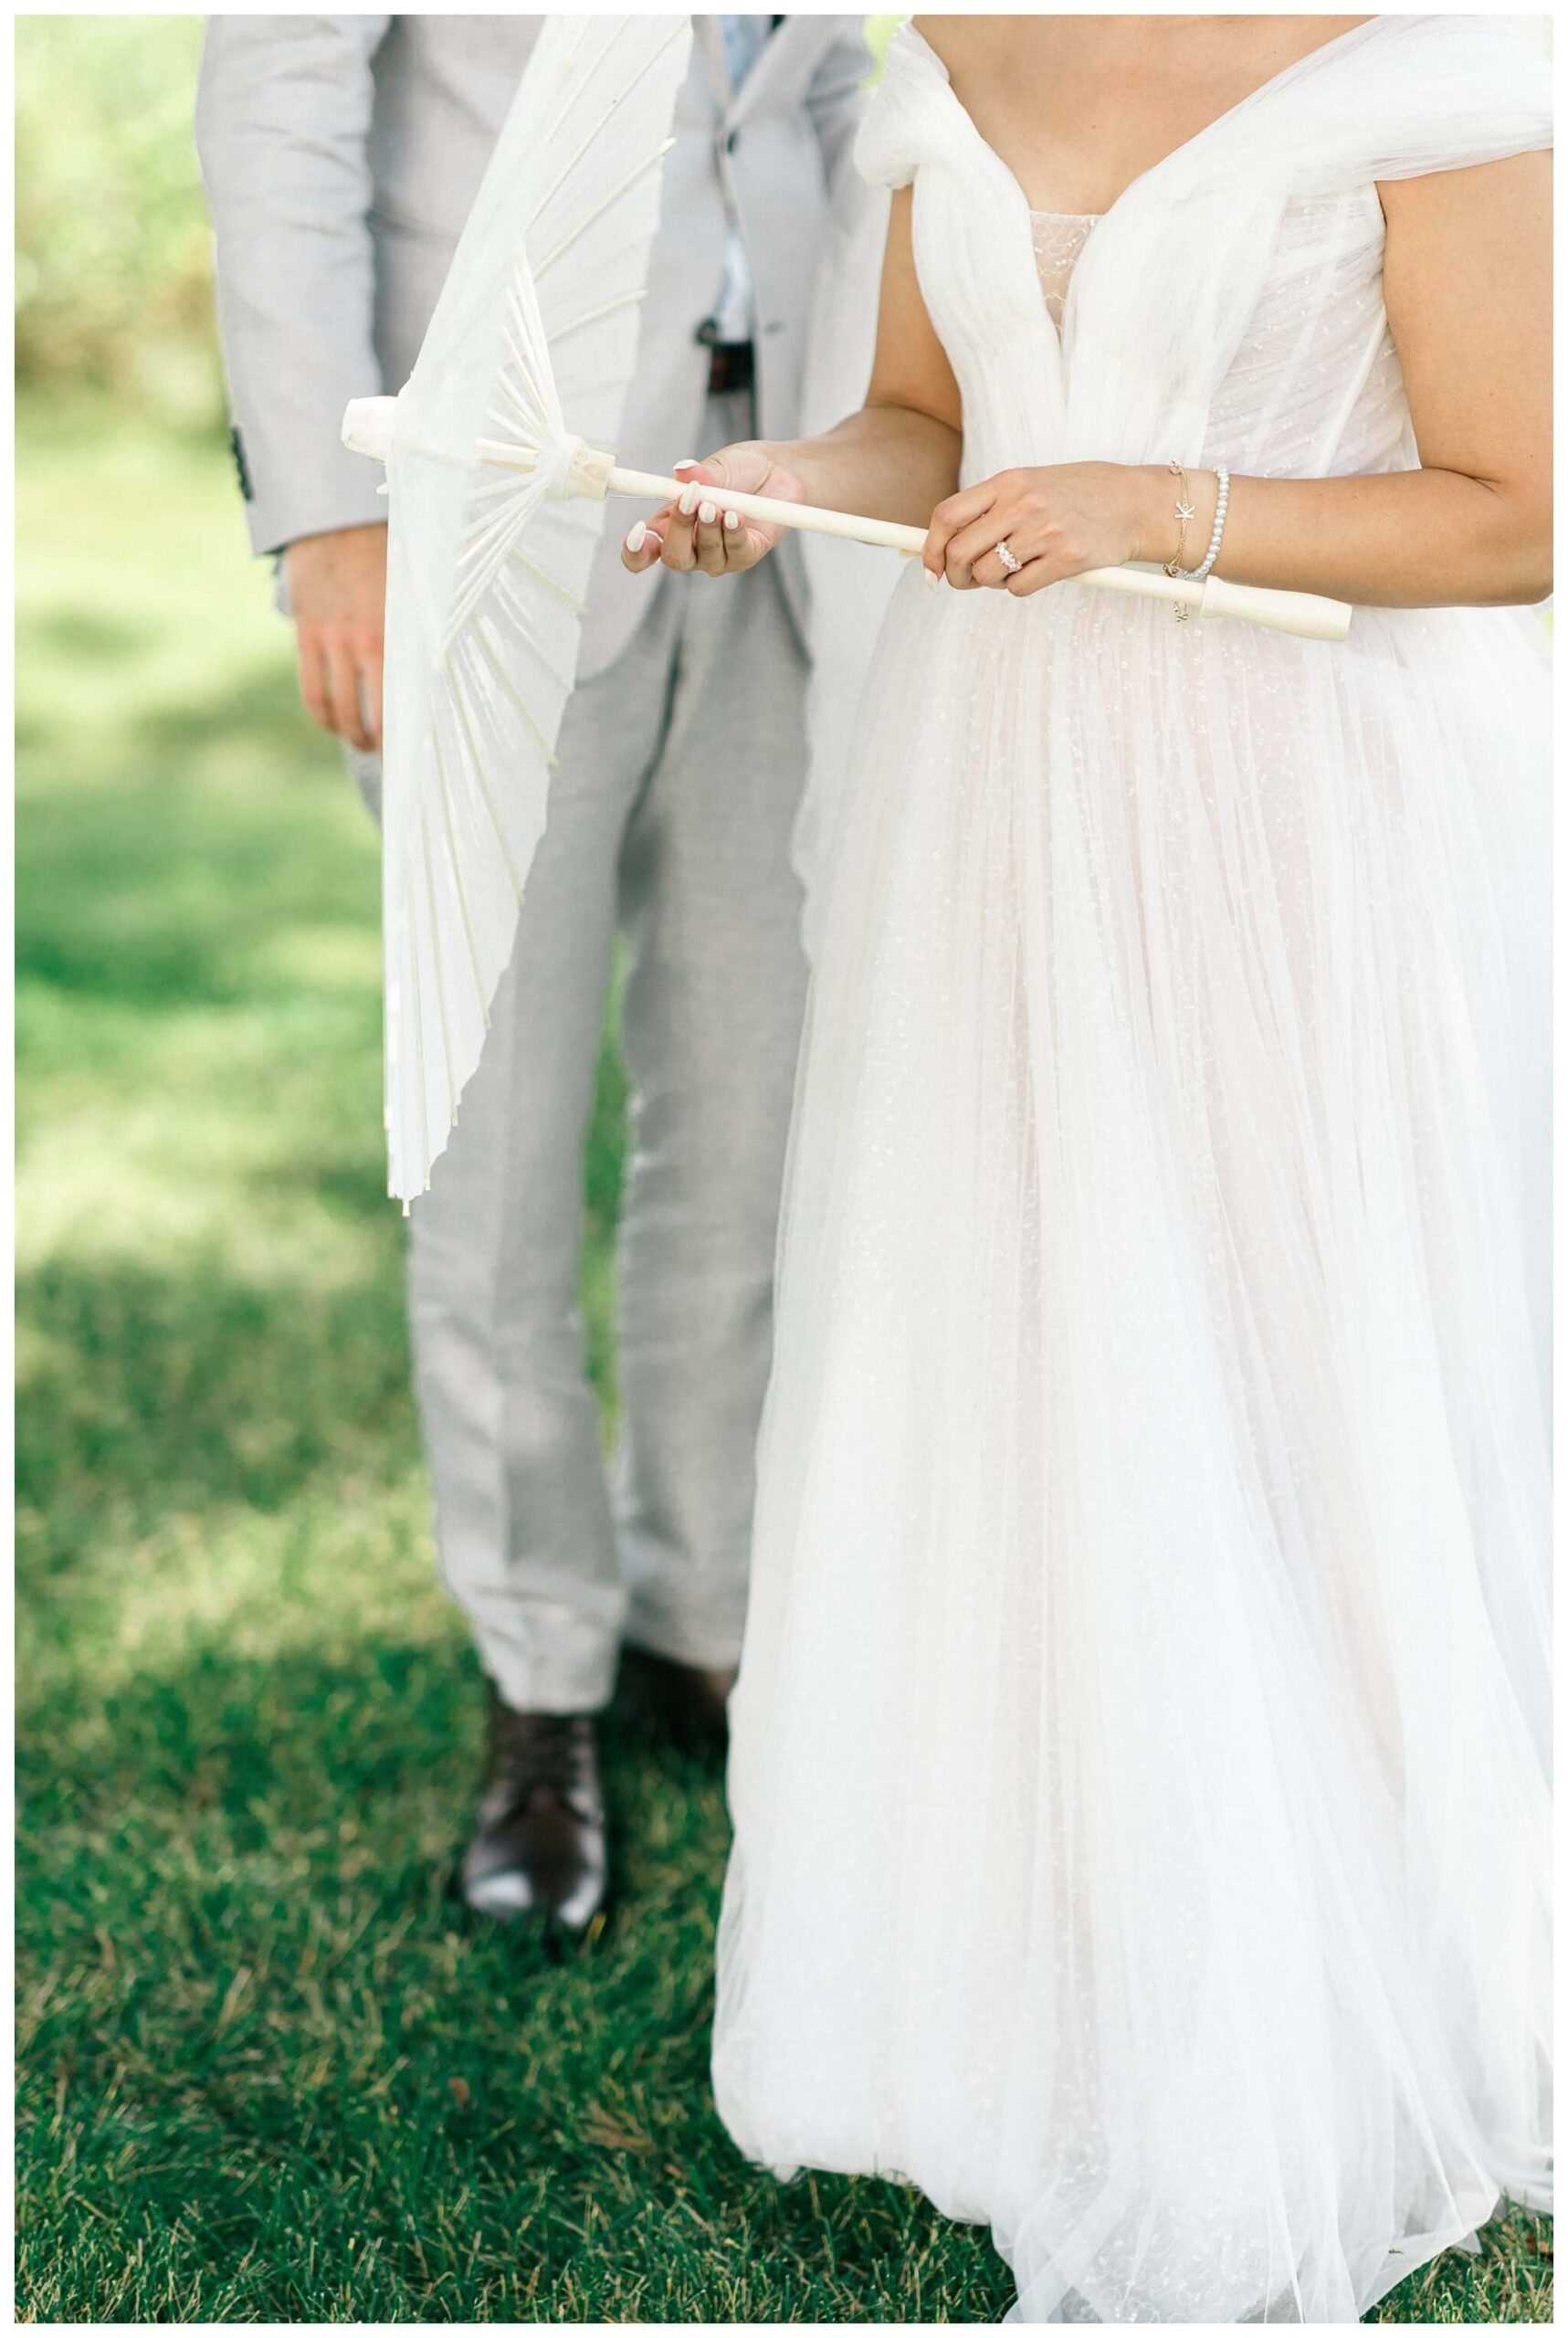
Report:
346,14,694,1206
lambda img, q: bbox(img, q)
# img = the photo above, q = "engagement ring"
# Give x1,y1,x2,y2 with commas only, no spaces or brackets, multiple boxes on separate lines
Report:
996,541,1022,575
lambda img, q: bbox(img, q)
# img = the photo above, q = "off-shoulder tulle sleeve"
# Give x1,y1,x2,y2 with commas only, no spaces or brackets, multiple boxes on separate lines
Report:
1157,13,1552,204
1320,12,1552,187
853,25,960,191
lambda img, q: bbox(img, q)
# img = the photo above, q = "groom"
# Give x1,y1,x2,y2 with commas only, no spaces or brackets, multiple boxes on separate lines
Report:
196,15,872,1935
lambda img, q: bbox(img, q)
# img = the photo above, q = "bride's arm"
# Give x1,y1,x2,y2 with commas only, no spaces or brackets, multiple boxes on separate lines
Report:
621,188,963,578
932,152,1552,608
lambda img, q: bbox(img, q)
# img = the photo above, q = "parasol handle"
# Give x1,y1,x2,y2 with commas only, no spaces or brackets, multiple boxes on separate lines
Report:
602,463,1352,643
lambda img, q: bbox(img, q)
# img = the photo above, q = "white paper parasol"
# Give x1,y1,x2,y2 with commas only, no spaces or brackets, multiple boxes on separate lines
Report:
344,14,694,1206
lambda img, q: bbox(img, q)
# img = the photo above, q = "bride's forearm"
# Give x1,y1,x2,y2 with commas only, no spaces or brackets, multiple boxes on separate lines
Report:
1154,464,1551,609
761,403,962,531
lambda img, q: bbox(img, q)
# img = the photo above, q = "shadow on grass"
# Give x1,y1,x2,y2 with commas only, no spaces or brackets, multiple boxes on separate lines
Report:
16,1247,415,1568
17,774,374,1016
131,660,321,764
29,606,160,664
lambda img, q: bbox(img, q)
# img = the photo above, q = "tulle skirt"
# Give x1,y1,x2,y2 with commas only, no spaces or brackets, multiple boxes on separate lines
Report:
712,572,1552,2323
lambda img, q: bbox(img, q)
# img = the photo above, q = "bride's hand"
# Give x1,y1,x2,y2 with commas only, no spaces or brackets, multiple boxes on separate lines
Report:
620,444,807,579
924,462,1173,595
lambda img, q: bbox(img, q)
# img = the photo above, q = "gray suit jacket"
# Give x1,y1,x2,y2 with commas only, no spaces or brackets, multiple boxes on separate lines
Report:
195,14,871,675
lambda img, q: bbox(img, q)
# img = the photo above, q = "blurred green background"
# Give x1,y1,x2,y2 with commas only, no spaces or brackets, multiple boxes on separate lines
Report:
14,14,1552,2324
16,17,225,425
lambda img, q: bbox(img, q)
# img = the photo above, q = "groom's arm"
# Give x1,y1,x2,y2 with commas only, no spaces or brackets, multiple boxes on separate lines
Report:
195,14,392,558
196,16,393,747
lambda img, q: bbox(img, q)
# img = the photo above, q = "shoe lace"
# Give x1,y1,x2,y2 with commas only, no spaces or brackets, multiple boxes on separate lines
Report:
493,1710,595,1815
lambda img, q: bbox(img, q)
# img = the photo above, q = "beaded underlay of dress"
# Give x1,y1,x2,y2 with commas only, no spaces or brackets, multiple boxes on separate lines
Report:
1029,210,1101,329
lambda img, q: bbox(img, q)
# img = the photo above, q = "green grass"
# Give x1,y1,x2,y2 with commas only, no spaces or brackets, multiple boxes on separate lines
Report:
16,405,1553,2322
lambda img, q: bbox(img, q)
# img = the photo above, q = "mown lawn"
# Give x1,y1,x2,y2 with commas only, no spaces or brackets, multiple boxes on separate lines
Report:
15,405,1553,2322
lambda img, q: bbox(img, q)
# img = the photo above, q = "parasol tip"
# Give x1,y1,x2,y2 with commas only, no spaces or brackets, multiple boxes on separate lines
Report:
342,395,399,466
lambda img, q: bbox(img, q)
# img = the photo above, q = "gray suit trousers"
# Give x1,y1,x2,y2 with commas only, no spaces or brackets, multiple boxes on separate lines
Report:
353,396,810,1712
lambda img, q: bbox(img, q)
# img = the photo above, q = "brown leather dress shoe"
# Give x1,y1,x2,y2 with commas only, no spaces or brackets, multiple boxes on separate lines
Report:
617,1645,737,1758
459,1689,606,1936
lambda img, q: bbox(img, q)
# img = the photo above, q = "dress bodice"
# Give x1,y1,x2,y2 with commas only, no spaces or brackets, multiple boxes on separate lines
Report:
1025,193,1405,477
1033,174,1407,482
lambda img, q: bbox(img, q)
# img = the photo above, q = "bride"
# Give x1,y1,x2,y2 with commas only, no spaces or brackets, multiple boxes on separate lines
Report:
623,14,1551,2321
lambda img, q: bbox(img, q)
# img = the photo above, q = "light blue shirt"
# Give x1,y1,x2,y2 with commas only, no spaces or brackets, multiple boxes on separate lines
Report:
711,15,770,342
720,13,768,88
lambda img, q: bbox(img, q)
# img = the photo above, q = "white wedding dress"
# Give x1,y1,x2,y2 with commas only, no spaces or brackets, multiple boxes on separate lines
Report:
712,17,1552,2324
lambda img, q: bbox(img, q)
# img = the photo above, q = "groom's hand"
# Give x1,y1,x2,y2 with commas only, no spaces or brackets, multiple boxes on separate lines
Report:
284,521,388,753
620,446,805,579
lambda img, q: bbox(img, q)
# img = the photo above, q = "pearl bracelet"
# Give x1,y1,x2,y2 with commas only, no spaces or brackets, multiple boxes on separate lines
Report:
1171,465,1230,583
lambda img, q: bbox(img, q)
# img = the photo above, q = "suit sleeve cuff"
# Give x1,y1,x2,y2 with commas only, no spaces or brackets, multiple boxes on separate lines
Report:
243,442,392,560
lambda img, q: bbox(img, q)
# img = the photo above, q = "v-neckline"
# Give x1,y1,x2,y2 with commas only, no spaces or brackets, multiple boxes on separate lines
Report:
902,16,1383,236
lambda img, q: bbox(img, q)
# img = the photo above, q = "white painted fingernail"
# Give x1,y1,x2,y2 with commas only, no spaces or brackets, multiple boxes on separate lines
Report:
673,458,700,475
722,509,741,532
922,565,941,591
679,484,700,516
625,521,647,553
698,500,718,525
